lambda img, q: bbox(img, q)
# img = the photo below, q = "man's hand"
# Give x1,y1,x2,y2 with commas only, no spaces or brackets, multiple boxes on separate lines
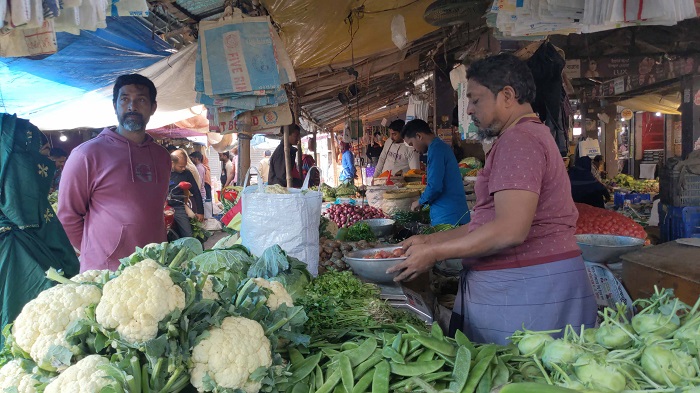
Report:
386,244,438,282
196,214,204,222
401,234,430,250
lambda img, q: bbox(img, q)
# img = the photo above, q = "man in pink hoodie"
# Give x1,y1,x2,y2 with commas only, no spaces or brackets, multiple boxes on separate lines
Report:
58,74,171,272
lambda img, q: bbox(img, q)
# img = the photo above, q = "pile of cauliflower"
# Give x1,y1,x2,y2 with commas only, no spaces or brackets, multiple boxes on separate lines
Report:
0,240,305,393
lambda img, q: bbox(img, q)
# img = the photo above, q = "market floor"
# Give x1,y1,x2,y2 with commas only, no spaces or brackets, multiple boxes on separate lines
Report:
203,230,228,249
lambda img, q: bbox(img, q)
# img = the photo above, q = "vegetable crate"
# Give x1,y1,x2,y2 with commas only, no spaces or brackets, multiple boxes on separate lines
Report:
660,166,700,206
659,203,700,242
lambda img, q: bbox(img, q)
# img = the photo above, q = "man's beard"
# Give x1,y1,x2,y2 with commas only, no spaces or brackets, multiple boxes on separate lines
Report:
120,113,145,132
473,116,502,142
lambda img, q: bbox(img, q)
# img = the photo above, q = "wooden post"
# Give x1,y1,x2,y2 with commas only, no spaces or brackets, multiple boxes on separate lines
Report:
238,133,251,186
330,131,338,186
297,139,303,184
283,125,293,188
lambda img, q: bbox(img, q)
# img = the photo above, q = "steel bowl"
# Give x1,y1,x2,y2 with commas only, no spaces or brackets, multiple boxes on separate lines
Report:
344,246,406,283
359,218,396,238
576,234,645,263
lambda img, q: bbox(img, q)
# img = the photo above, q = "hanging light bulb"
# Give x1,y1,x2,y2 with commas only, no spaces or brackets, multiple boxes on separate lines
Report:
59,133,68,142
655,112,662,117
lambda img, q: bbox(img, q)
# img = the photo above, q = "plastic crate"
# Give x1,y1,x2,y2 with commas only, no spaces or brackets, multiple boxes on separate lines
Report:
659,204,700,242
613,192,651,208
660,167,700,206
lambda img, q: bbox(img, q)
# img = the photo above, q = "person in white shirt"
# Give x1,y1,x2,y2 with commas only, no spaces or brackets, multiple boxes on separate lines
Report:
259,150,271,184
373,119,420,183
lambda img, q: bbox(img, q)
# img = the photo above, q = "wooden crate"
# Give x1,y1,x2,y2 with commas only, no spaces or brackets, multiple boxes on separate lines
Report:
621,241,700,305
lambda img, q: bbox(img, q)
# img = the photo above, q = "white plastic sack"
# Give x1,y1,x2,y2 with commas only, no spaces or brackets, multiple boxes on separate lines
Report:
366,185,398,209
391,14,407,50
241,168,322,276
11,0,31,27
382,196,419,216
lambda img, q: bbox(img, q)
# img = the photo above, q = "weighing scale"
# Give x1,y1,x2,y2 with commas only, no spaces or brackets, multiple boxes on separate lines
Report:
371,281,434,324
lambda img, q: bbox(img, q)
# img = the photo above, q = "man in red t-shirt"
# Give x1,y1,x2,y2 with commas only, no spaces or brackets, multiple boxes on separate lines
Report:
388,54,596,345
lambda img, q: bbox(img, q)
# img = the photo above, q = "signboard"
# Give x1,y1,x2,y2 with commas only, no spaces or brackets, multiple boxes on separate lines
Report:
621,108,634,120
563,59,581,80
578,138,601,157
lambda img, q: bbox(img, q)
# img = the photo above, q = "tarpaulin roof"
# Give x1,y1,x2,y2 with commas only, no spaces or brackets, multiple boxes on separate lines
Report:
260,0,438,69
0,16,172,127
618,93,682,115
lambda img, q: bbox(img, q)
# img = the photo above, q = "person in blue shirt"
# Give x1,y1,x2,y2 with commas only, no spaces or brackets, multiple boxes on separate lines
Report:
402,119,470,226
339,142,356,183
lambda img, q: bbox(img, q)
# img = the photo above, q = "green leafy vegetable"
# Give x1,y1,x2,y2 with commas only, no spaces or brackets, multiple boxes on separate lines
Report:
345,222,376,242
247,245,312,301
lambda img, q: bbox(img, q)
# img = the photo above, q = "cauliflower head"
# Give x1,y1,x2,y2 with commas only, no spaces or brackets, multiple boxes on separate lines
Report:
70,269,111,284
13,284,102,371
202,276,220,301
95,259,185,344
44,355,111,393
252,278,293,311
191,316,272,393
0,360,40,393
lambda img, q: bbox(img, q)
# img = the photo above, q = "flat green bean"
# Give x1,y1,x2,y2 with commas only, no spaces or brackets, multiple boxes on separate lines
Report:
316,369,341,393
392,332,403,351
475,366,492,393
389,360,445,377
315,365,324,388
431,324,444,340
289,347,304,367
389,371,452,390
449,346,471,393
291,382,309,393
342,342,360,351
339,355,354,393
417,349,436,362
454,330,478,358
414,335,456,357
405,348,424,362
462,346,496,393
351,369,374,393
372,360,390,393
290,352,322,383
345,338,378,367
381,346,405,364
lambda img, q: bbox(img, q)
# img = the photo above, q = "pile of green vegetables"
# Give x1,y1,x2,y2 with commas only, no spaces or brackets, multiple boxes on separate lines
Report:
320,184,336,202
296,271,424,335
335,183,357,198
345,222,376,242
0,239,311,393
507,286,700,392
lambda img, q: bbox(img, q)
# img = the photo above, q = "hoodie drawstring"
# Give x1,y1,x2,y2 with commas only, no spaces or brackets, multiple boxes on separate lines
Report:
127,143,135,183
149,147,158,184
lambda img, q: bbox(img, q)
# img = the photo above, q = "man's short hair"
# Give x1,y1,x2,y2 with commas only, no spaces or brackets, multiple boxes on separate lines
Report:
389,119,405,132
467,54,536,105
190,151,203,161
593,155,603,163
279,124,301,136
49,148,67,158
264,150,271,157
113,74,157,104
219,151,231,160
401,119,433,139
166,145,178,152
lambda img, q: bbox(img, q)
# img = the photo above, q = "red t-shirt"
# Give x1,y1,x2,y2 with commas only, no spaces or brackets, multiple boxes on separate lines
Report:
467,117,581,271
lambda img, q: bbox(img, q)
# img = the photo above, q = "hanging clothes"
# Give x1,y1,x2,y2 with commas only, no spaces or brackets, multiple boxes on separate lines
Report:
527,42,570,157
0,114,80,344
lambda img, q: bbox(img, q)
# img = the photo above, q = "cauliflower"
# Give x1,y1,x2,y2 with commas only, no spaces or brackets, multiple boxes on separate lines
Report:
252,278,293,311
13,284,102,371
202,276,220,301
0,360,40,393
44,355,112,393
96,259,186,344
190,316,272,393
70,269,111,284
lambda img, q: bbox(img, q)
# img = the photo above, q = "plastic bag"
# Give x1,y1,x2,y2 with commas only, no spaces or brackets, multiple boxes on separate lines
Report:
111,0,150,17
366,185,398,209
391,14,407,50
0,20,57,57
382,196,419,216
240,168,322,275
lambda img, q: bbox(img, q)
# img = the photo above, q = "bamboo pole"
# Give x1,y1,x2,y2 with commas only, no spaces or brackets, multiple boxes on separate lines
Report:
283,125,293,188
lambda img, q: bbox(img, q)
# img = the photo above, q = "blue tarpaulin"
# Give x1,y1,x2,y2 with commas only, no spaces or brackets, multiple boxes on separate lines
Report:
0,17,171,120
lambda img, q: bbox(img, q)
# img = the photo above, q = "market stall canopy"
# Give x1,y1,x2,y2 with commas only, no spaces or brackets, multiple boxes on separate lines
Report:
618,93,682,115
259,0,439,69
29,44,200,131
0,17,171,122
147,113,210,139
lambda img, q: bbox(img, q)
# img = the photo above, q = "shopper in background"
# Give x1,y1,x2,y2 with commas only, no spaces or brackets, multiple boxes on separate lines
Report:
49,147,68,192
373,119,420,180
592,154,606,181
302,138,320,187
570,156,610,208
269,124,303,188
388,54,596,345
259,150,271,184
0,114,80,342
190,151,207,201
366,132,383,167
230,146,239,185
58,74,171,272
403,119,470,226
219,151,235,188
339,142,356,183
169,150,204,238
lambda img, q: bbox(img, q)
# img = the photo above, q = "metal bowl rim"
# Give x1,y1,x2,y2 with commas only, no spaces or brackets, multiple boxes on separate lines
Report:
575,234,646,248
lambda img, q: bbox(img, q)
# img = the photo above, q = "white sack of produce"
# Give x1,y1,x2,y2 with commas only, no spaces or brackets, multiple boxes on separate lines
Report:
241,169,322,276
